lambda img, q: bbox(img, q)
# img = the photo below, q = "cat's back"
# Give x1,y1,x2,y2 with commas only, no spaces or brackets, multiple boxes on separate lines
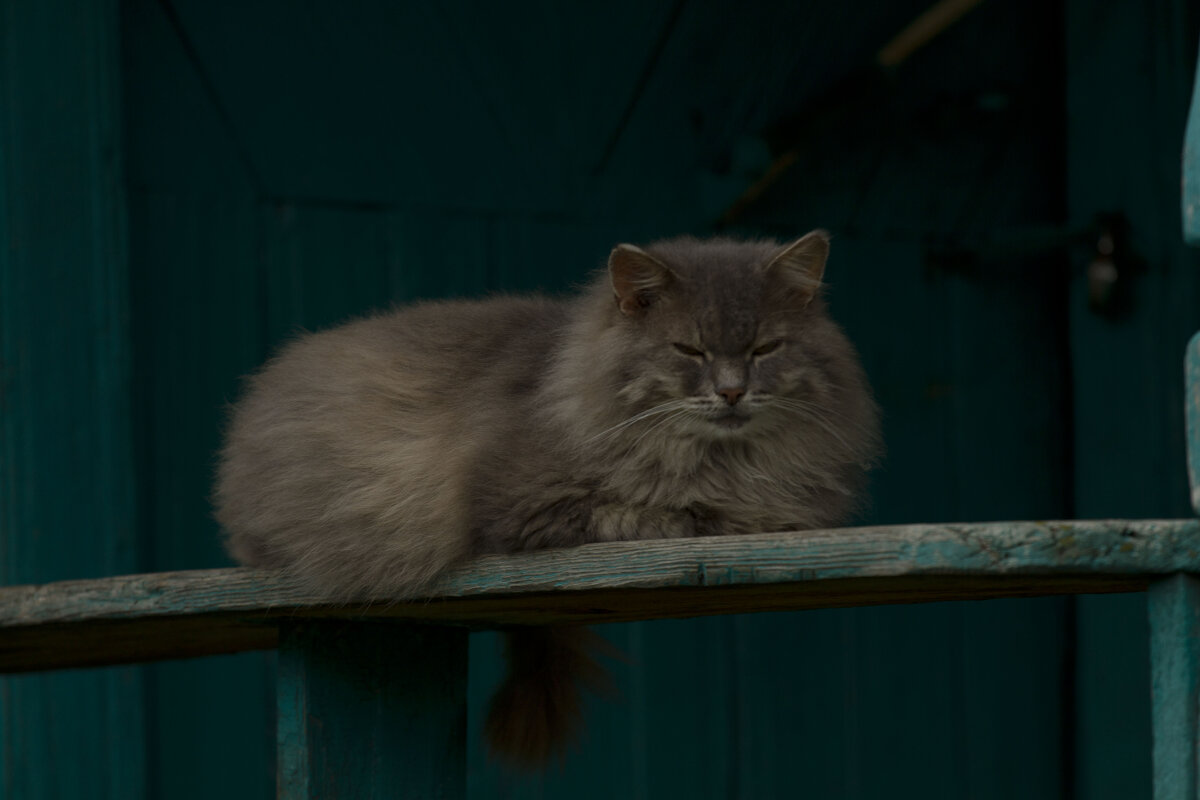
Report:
257,295,566,399
214,294,569,591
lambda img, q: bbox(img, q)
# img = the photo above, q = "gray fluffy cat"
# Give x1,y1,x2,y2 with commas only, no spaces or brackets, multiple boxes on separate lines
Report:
215,230,880,765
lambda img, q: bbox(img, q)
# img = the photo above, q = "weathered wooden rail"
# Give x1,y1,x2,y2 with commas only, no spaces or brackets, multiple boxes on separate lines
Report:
4,513,1200,797
1,519,1199,673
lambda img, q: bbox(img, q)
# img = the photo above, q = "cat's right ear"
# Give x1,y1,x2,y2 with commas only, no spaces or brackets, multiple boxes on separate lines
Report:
764,230,830,306
609,244,674,316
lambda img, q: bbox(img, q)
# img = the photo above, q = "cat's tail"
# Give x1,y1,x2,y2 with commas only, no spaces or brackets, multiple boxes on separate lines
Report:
484,626,614,768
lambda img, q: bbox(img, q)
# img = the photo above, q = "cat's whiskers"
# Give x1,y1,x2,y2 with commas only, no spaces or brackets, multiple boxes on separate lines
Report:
618,407,697,460
769,397,862,451
583,399,692,446
772,396,876,436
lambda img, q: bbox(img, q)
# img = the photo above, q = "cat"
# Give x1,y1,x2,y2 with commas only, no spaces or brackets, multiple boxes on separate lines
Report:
214,230,881,766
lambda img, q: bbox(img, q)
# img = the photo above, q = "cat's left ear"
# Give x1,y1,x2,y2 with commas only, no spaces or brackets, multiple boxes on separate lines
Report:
609,244,676,316
764,230,830,305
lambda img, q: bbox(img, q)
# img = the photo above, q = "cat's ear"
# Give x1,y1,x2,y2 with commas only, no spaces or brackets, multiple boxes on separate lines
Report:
765,230,830,305
609,244,675,316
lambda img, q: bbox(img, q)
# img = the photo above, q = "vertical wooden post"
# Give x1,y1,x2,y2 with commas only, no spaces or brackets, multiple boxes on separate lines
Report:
1149,575,1200,800
1187,333,1199,516
1183,42,1200,245
277,621,468,799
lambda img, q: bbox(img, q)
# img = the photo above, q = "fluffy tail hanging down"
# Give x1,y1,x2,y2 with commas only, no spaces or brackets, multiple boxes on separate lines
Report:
484,627,616,768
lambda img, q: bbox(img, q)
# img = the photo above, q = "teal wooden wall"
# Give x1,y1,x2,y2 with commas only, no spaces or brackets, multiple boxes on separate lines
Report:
3,0,1199,797
1068,1,1200,796
1,1,146,796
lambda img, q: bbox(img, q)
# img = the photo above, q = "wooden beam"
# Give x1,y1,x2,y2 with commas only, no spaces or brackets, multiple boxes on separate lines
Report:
1149,574,1200,800
1,519,1198,673
277,622,466,799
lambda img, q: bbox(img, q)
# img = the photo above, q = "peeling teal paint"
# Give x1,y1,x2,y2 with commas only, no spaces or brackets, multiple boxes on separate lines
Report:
1148,575,1200,798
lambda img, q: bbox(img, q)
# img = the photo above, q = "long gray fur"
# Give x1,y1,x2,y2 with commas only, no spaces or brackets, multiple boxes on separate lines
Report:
215,231,881,600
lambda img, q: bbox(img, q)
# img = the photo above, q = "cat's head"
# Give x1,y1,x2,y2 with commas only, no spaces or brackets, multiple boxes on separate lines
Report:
602,231,845,439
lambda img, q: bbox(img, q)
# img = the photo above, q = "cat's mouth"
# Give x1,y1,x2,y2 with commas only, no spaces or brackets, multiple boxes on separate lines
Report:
710,412,750,430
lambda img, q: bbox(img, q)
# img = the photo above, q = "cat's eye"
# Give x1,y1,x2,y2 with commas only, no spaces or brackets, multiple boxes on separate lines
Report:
673,343,705,357
752,340,782,357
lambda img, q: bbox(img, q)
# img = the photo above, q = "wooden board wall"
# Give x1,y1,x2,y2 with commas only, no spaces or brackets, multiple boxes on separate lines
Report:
1066,1,1200,798
1,0,146,796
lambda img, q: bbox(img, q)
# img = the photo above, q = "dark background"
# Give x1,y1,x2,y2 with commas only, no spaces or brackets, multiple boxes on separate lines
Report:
2,0,1199,797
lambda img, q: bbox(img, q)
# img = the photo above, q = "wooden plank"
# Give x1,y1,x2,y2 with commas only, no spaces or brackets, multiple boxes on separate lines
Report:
1148,574,1200,800
387,210,491,302
260,203,392,345
1184,48,1200,245
0,0,146,796
277,621,466,799
1189,332,1200,515
0,519,1197,673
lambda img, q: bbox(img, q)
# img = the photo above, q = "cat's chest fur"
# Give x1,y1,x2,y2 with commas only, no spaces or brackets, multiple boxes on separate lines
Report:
467,408,857,552
594,430,853,531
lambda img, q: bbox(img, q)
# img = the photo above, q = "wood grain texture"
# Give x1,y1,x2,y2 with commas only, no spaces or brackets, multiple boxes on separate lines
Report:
1,519,1197,673
1149,574,1200,800
277,622,466,800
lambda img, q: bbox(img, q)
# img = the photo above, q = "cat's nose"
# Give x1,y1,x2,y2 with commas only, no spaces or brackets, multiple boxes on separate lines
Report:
717,387,745,406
